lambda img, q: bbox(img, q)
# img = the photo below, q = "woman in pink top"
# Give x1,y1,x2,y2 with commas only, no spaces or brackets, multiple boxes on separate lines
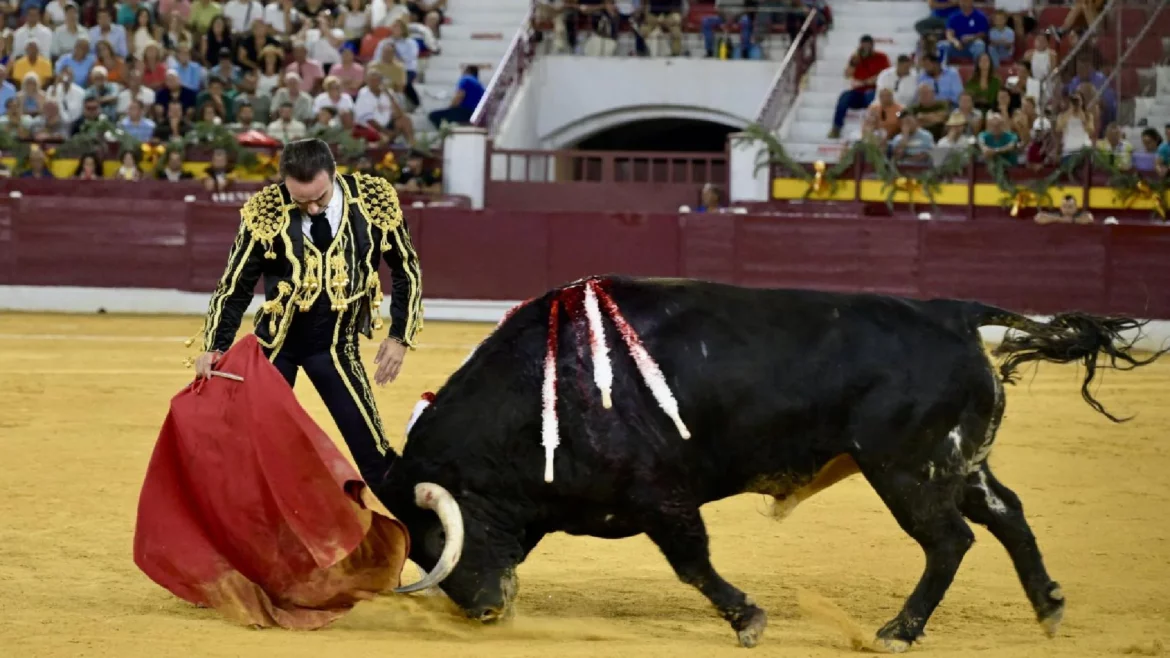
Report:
141,41,168,89
331,46,365,96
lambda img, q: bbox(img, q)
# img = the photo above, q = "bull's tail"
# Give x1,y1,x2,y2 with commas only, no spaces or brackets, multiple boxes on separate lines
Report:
965,302,1168,422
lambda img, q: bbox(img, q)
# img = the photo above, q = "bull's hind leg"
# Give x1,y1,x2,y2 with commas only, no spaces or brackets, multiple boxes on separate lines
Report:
860,468,974,653
643,506,768,648
959,463,1065,636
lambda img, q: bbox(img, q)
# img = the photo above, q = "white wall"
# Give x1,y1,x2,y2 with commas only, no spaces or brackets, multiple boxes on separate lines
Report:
493,56,776,150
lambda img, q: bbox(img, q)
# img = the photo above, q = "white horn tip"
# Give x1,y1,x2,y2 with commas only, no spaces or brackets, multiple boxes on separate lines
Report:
601,391,612,409
414,482,439,507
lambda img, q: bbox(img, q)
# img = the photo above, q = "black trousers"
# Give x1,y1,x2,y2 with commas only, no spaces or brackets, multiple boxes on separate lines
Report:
261,304,391,488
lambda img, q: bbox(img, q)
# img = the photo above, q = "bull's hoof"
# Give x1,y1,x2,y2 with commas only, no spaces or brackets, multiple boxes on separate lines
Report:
735,607,767,648
1037,582,1065,638
871,637,911,654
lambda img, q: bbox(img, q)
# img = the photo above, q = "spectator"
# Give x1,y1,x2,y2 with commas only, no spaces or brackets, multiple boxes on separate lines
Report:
1094,122,1132,171
1053,0,1103,37
1024,116,1055,169
227,101,265,131
190,0,223,35
0,97,35,138
828,35,889,139
987,10,1014,68
168,43,205,91
308,26,345,68
210,50,240,86
156,69,197,112
341,0,370,45
0,65,16,111
1035,194,1093,224
354,68,404,144
256,44,284,94
933,111,972,165
889,111,935,165
94,41,126,86
120,98,156,141
263,0,302,37
285,41,324,94
1020,31,1056,87
70,97,105,135
909,82,951,140
1056,90,1094,159
51,3,85,58
153,100,191,140
331,46,365,96
916,0,960,37
117,68,156,114
368,37,405,93
84,65,121,120
90,7,128,59
234,69,270,122
1001,64,1030,111
202,147,233,191
1066,60,1114,135
1012,94,1036,142
223,0,265,34
640,1,683,57
115,151,142,180
964,54,999,112
15,72,45,117
162,13,194,53
1156,124,1170,178
918,53,963,106
942,0,988,63
397,149,441,194
995,0,1036,37
55,38,95,87
22,146,54,178
14,7,53,59
116,0,143,27
272,71,313,122
373,19,418,107
954,91,981,135
130,8,154,60
701,1,751,58
583,0,620,57
45,67,84,123
157,150,193,180
978,111,1019,166
309,104,336,131
74,153,102,179
876,54,918,109
298,0,333,24
197,75,234,121
993,88,1013,123
865,87,903,140
313,75,353,114
267,100,306,142
34,100,69,139
236,18,279,71
44,0,70,26
428,64,483,129
12,42,53,87
202,15,233,67
141,42,168,89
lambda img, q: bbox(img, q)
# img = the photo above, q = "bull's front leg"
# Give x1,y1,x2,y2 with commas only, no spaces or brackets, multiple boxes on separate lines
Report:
643,507,768,647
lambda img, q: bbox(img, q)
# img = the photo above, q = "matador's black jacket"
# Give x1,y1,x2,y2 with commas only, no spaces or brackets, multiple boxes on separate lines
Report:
198,172,423,355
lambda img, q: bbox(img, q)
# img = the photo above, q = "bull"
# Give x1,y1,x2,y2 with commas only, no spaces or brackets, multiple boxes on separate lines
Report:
379,275,1163,651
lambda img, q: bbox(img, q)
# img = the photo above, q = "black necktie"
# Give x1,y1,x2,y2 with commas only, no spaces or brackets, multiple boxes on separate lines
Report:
309,213,332,251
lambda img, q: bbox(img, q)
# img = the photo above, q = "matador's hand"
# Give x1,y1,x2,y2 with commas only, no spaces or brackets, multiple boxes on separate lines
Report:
193,351,222,379
374,338,407,386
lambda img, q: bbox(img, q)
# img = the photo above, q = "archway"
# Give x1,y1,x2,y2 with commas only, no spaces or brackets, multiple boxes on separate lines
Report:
574,118,740,153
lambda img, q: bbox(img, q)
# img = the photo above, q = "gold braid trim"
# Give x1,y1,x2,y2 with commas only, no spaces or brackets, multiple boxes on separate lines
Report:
354,173,403,252
240,184,291,260
261,281,293,334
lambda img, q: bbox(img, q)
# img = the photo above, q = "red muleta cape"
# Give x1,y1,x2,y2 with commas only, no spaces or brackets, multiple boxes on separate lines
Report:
133,334,409,629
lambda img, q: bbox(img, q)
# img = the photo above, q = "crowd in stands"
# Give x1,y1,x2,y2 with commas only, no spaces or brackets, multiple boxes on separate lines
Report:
0,0,484,182
534,0,830,59
832,0,1170,175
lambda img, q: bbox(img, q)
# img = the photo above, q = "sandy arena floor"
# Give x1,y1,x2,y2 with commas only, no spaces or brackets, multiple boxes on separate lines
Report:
1,312,1168,658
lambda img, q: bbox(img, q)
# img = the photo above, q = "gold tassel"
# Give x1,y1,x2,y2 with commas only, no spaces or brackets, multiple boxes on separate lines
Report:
1010,189,1036,217
262,281,292,333
1130,181,1167,218
893,176,922,202
809,160,828,196
368,273,385,330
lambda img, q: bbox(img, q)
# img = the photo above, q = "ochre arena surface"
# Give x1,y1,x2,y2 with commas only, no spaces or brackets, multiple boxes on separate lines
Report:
1,312,1168,657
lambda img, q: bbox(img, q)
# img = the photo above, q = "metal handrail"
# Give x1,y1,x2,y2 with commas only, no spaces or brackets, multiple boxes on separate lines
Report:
754,8,819,129
469,3,536,132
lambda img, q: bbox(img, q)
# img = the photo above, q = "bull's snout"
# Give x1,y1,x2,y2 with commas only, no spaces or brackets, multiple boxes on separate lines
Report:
471,606,505,623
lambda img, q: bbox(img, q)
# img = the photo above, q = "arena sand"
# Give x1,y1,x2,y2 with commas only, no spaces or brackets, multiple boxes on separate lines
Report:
0,312,1167,658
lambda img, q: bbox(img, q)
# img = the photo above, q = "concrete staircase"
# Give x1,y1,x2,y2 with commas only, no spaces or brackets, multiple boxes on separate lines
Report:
408,0,529,145
779,0,924,163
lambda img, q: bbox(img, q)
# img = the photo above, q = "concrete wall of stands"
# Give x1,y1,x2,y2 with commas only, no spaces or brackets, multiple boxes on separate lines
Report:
1,182,1168,321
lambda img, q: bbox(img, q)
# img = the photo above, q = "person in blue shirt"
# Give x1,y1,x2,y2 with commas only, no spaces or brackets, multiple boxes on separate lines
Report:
942,0,988,63
1156,124,1170,178
987,10,1015,67
55,38,96,87
915,0,961,37
977,112,1019,167
918,53,964,106
0,65,16,112
427,65,484,129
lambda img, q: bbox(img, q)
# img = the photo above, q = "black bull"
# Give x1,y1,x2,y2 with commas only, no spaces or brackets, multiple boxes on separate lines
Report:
377,276,1163,651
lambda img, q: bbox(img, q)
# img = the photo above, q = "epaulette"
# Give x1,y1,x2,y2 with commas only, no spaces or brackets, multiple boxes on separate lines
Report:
240,184,291,260
354,173,403,250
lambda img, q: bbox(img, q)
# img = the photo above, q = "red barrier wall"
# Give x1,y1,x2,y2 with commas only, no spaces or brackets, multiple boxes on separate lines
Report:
2,201,1169,319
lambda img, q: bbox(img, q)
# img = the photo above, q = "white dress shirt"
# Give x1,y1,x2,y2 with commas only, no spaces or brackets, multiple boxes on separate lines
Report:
876,65,919,108
223,0,265,32
301,179,344,239
13,24,53,59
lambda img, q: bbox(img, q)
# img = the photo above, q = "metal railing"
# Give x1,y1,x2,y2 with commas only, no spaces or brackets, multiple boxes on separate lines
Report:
470,3,537,135
754,9,821,131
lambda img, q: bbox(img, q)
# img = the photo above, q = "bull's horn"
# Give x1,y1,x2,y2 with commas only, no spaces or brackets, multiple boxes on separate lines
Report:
393,482,464,594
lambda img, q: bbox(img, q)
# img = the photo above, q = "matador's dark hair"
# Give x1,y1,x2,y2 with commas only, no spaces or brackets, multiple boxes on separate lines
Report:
279,138,336,183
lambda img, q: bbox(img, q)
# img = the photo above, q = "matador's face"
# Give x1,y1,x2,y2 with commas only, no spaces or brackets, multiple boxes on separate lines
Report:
286,172,333,216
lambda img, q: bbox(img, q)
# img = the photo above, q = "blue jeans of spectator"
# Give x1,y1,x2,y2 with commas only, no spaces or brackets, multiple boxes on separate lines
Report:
429,106,474,129
832,88,875,130
701,14,752,57
941,38,986,63
989,44,1013,67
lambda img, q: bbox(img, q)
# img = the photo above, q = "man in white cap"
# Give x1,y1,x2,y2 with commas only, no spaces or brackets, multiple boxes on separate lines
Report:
272,71,314,123
84,65,122,120
14,6,54,59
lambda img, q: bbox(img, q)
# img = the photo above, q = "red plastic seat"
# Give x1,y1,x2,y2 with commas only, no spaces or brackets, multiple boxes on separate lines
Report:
1037,6,1070,27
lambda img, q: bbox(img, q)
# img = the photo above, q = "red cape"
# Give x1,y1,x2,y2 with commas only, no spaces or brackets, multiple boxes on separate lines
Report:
133,334,409,629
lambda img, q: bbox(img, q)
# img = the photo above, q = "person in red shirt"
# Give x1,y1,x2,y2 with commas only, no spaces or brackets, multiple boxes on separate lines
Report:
829,35,891,139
